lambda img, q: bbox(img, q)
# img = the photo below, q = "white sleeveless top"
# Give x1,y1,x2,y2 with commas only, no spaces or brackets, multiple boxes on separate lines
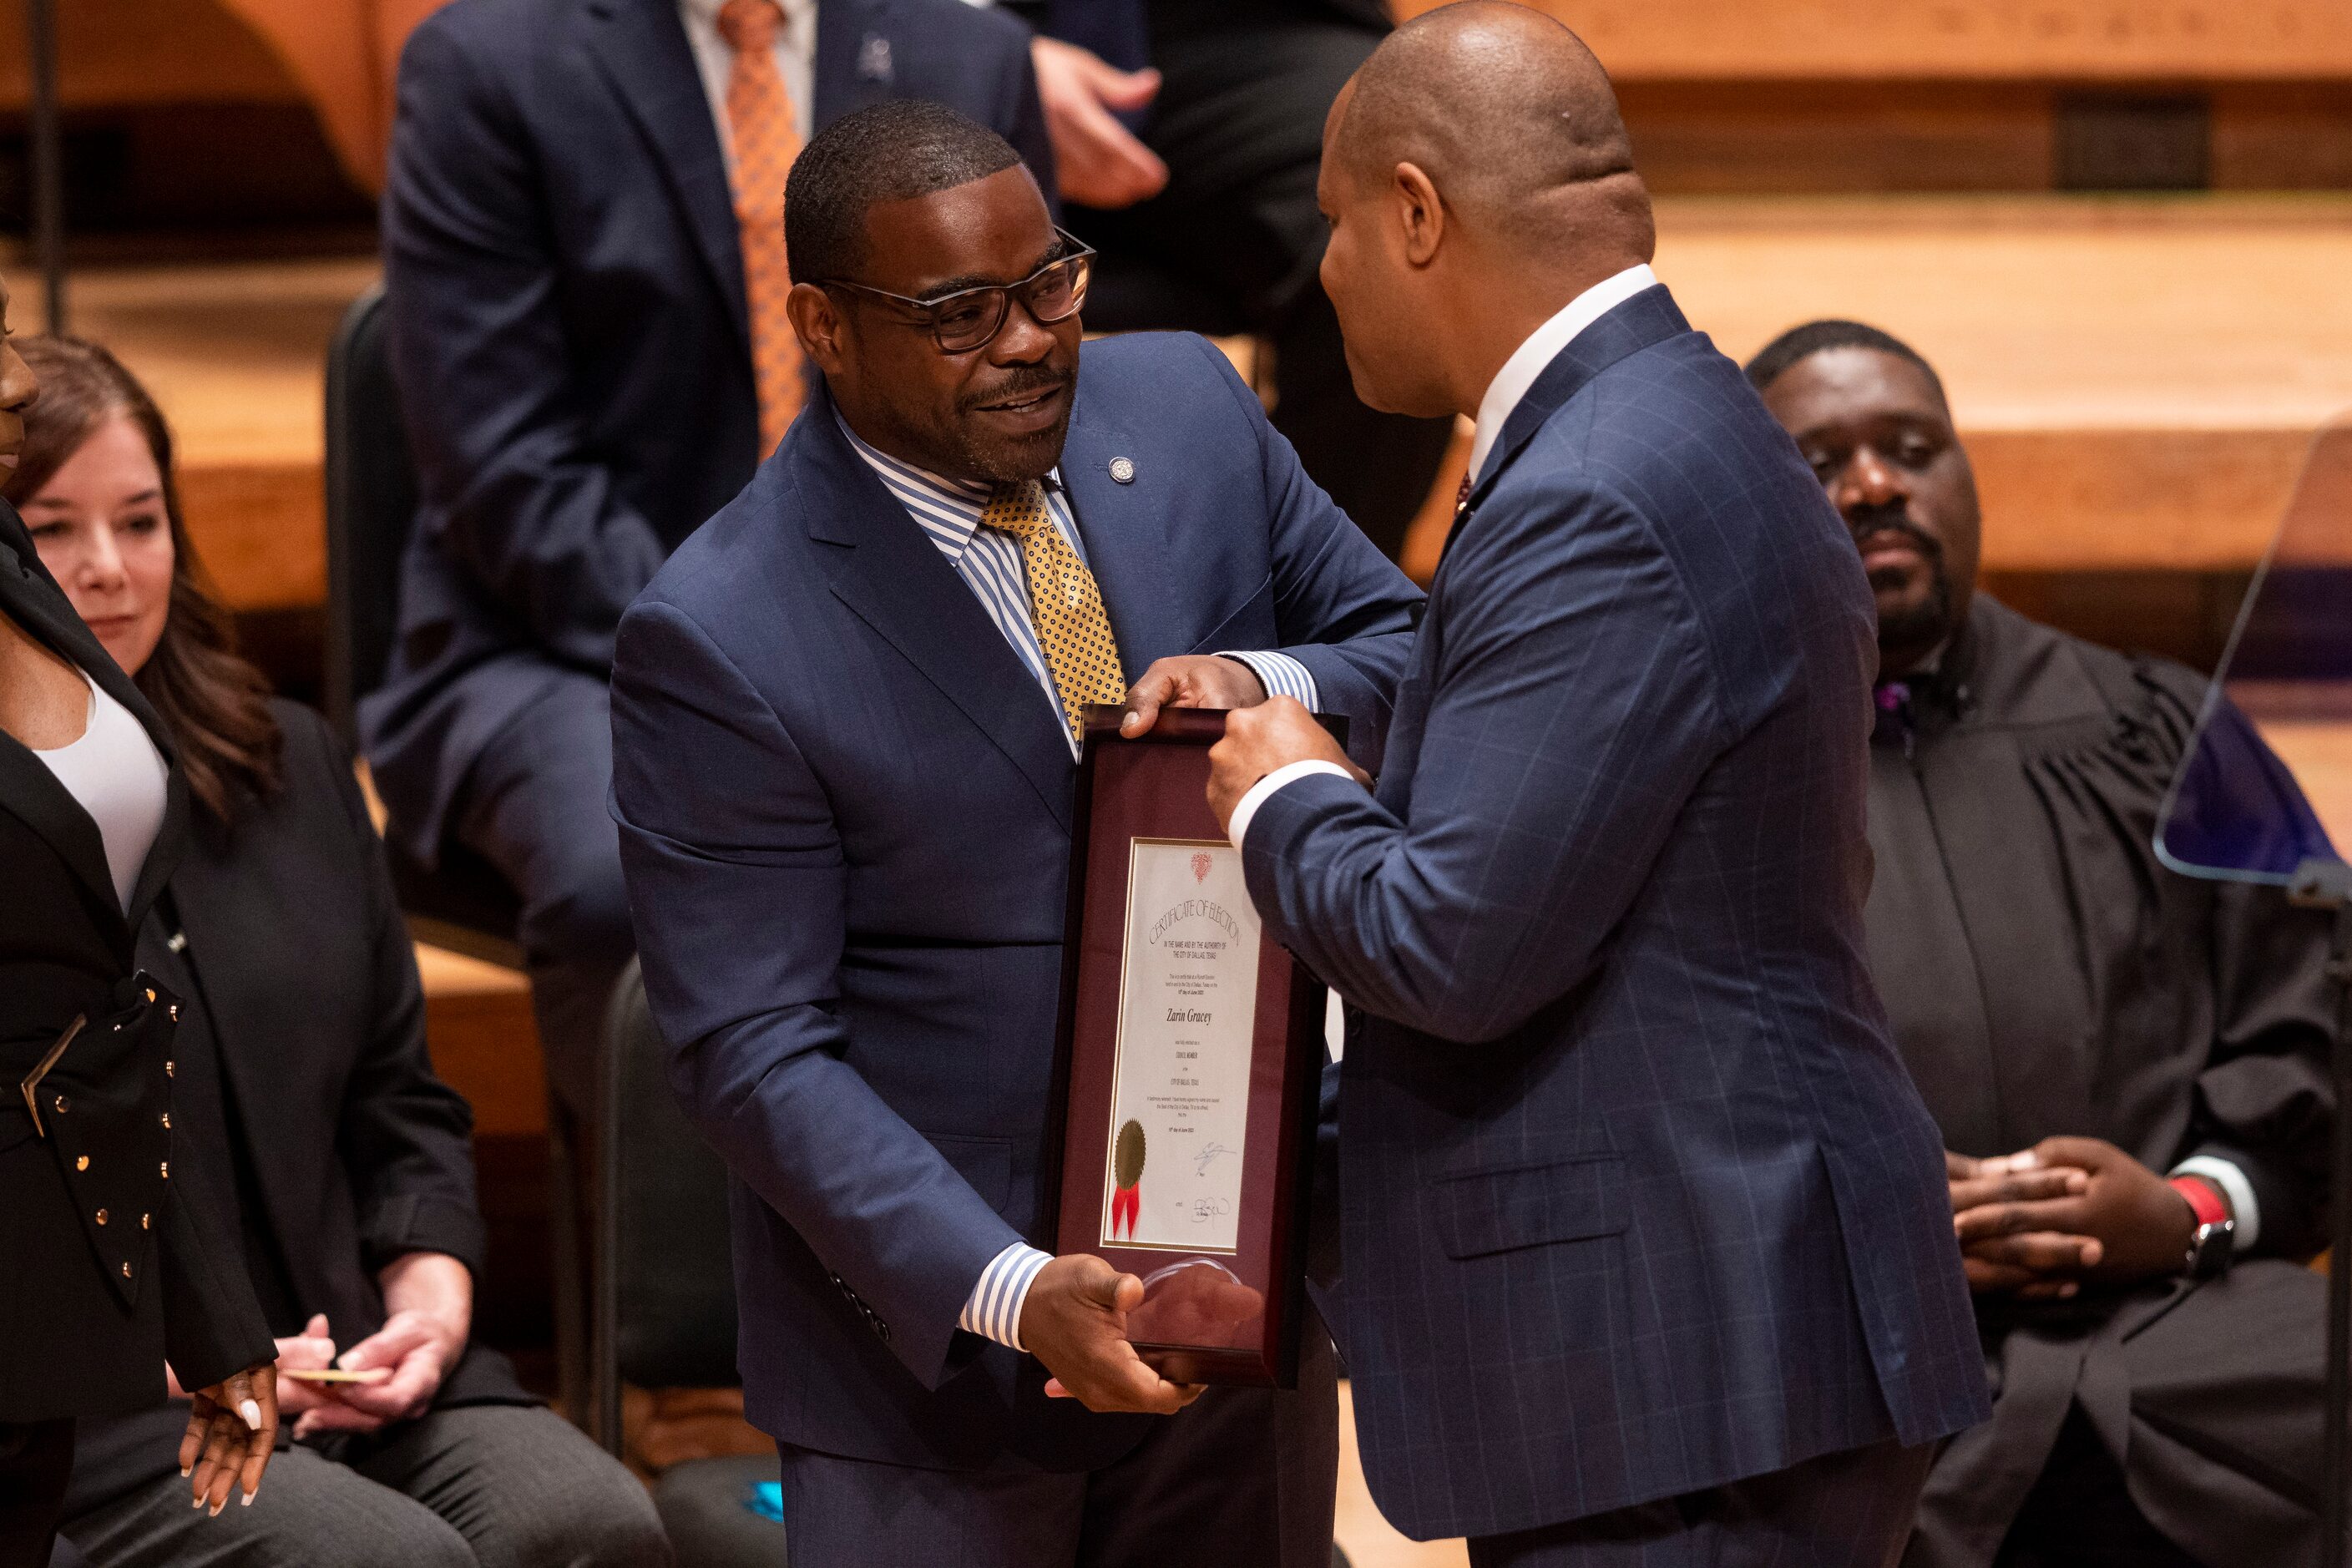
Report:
33,672,169,913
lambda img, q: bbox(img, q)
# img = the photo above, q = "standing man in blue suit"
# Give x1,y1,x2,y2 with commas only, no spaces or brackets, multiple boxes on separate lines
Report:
365,0,1052,1113
609,102,1421,1565
1202,9,1990,1565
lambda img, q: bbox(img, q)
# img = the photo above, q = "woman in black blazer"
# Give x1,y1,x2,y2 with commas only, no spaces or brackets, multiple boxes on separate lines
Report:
0,316,280,1564
13,338,668,1567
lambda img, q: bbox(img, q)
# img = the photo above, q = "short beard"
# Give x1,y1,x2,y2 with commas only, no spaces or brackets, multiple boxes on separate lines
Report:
1875,563,1955,671
1857,513,1956,672
947,364,1073,485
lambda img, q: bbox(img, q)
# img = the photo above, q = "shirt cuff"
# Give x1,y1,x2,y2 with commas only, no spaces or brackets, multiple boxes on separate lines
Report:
2170,1156,2260,1251
1216,650,1319,712
959,1242,1053,1352
1229,760,1356,852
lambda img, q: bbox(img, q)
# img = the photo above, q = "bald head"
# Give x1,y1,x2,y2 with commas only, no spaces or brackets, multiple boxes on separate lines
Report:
1329,2,1653,261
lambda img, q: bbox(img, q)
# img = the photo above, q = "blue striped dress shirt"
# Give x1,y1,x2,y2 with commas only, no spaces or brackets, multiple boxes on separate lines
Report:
841,417,1316,1350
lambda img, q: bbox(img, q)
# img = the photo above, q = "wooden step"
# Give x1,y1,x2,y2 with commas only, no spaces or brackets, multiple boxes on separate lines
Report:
1616,82,2352,195
11,195,2348,612
415,941,544,1138
1402,194,2352,579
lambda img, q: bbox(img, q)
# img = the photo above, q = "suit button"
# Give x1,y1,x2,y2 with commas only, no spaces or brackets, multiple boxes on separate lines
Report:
53,1095,67,1115
164,1060,174,1077
159,1112,170,1130
140,1213,150,1230
121,1261,132,1277
75,1156,89,1171
94,1208,107,1225
159,1161,169,1179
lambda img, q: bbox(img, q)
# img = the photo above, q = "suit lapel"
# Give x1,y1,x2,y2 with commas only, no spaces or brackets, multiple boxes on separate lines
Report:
812,0,898,127
1460,285,1694,518
0,736,116,930
584,0,750,344
1055,412,1188,674
164,852,340,1315
797,402,1077,828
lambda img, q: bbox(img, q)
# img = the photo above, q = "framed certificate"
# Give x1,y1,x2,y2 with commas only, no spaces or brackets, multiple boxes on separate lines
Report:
1050,706,1330,1388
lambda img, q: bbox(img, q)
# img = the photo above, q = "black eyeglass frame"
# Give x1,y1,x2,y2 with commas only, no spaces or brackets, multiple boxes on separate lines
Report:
817,228,1095,352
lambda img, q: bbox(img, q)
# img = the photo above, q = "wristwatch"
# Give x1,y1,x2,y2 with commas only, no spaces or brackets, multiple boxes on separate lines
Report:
2171,1174,2236,1280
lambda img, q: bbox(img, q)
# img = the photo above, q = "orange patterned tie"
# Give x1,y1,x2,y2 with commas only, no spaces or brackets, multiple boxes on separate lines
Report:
982,480,1128,742
717,0,805,456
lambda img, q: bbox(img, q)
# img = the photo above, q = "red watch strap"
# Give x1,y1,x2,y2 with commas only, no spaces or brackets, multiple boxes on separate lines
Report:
2170,1174,2231,1228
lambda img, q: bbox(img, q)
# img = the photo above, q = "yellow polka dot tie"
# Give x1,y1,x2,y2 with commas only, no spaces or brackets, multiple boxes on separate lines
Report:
982,480,1127,743
717,0,804,457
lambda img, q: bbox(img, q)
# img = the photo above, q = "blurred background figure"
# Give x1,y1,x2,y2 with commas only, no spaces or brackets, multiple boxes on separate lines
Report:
1753,321,2339,1568
13,337,670,1568
359,0,1050,1157
1019,0,1457,559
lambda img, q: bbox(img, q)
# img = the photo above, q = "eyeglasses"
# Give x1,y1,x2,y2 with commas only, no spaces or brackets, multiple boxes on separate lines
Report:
820,230,1095,353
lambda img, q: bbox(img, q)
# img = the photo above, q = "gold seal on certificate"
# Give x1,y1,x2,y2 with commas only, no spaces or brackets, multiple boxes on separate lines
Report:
1100,839,1262,1254
1053,707,1333,1388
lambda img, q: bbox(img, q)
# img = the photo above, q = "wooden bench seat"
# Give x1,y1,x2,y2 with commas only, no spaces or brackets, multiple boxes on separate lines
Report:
415,942,544,1137
1399,193,2352,579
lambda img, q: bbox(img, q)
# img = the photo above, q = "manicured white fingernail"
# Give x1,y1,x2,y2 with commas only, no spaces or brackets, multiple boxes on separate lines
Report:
210,1499,225,1517
240,1399,262,1430
241,1490,255,1506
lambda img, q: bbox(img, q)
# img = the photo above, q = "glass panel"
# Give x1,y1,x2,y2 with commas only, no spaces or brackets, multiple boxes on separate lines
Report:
2156,412,2352,883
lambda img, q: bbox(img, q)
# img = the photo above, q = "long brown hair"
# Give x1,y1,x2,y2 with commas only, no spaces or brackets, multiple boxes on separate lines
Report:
4,336,282,819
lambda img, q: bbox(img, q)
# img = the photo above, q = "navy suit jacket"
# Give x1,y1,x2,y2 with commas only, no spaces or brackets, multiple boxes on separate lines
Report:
609,333,1420,1470
364,0,1051,861
1243,288,1990,1539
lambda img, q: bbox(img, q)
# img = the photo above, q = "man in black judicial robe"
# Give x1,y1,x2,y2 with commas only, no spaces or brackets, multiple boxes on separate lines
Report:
1752,319,2340,1568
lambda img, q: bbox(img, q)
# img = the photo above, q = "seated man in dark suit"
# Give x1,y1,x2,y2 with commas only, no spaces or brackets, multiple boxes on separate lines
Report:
1752,319,2339,1568
364,0,1053,1110
610,100,1421,1565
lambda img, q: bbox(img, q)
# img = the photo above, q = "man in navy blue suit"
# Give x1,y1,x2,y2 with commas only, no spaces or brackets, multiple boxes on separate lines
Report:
1203,8,1990,1565
609,102,1421,1565
363,0,1052,1111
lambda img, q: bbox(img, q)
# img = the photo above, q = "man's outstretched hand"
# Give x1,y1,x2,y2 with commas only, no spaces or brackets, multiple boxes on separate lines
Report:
1118,655,1267,738
1206,696,1365,834
1020,1254,1204,1414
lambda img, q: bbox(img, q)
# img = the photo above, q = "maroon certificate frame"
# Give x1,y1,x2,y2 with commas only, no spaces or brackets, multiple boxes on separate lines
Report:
1050,706,1330,1388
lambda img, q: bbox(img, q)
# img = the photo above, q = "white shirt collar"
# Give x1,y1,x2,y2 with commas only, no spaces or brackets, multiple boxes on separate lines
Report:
1466,263,1657,487
837,414,1077,566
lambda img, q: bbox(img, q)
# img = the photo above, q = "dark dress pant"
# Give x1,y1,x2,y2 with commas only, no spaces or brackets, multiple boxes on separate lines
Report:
1070,2,1456,561
450,667,635,1117
0,1419,73,1568
1467,1438,1935,1568
775,1321,1338,1567
61,1406,669,1568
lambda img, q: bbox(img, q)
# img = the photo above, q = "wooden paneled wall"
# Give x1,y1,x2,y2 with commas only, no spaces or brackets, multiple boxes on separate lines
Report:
1389,0,2352,79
